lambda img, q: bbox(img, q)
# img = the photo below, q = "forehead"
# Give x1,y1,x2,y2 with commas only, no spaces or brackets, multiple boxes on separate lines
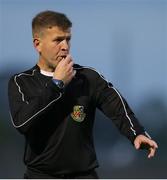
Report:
44,26,71,37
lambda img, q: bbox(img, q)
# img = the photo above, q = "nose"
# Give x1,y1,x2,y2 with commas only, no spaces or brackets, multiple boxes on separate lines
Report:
60,39,69,52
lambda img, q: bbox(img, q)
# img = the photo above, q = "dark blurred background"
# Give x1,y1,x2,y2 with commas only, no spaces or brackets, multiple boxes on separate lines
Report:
0,0,167,178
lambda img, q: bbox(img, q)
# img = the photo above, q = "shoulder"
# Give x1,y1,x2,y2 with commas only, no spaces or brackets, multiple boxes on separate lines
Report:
74,64,105,80
8,65,39,84
9,65,38,80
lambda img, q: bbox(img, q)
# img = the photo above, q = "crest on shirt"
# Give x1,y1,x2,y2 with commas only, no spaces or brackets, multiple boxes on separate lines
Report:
71,105,86,122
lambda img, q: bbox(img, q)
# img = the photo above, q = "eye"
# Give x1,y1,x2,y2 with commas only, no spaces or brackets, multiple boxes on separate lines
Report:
66,37,71,42
54,38,63,43
53,36,71,44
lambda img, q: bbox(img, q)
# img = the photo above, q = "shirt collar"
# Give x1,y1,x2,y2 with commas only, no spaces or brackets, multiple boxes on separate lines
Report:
40,69,54,77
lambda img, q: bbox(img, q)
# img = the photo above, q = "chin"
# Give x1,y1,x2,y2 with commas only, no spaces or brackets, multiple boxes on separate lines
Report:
47,63,56,71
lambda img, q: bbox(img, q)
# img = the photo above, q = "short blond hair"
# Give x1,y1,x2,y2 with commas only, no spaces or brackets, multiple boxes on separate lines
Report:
32,10,72,37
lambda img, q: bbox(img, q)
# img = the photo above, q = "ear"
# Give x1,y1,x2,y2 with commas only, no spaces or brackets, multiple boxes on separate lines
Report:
33,37,42,53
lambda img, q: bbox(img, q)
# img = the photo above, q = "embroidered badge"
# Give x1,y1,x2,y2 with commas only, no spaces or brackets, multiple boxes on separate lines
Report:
71,105,86,122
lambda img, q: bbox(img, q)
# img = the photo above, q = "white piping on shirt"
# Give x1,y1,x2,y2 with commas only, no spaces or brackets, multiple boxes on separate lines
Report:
14,69,37,104
11,69,62,128
10,94,62,128
74,66,137,136
144,131,151,139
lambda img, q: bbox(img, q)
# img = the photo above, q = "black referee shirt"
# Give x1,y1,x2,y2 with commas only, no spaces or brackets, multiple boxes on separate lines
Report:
8,64,148,176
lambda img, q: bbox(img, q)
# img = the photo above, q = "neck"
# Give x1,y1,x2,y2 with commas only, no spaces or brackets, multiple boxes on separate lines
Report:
37,60,55,72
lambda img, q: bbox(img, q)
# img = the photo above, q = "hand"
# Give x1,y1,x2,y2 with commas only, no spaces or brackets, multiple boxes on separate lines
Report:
53,55,76,85
134,134,158,158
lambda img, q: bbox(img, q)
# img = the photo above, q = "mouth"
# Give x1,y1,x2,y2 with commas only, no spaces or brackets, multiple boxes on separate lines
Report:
61,55,67,59
57,55,67,60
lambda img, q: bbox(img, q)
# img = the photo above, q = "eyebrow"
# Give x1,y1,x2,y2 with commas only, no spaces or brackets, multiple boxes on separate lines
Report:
53,35,71,40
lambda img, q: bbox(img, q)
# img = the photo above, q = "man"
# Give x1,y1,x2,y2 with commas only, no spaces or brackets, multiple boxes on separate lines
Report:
8,10,158,179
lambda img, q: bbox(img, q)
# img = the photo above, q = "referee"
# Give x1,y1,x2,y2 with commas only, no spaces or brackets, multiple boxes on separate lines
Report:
8,10,158,179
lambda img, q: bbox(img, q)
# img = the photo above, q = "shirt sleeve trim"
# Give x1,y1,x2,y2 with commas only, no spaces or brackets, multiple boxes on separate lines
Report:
75,66,137,136
10,92,62,128
14,69,37,104
11,69,62,128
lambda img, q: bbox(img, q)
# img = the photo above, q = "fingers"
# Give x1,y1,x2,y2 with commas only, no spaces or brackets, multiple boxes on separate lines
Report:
65,55,76,78
147,140,158,158
53,54,76,85
151,140,158,149
73,70,76,76
134,141,140,150
134,135,143,149
134,134,158,158
62,54,73,64
61,55,74,71
68,67,76,77
64,56,75,78
148,146,156,158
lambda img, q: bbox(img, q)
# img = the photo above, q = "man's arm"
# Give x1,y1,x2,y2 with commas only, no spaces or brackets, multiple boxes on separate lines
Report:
92,70,158,157
8,55,76,134
8,74,63,134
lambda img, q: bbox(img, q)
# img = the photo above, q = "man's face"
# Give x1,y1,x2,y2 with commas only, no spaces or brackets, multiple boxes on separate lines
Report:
34,26,71,71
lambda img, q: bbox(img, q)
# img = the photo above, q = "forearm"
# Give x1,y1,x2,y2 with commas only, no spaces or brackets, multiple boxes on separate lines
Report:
94,73,148,143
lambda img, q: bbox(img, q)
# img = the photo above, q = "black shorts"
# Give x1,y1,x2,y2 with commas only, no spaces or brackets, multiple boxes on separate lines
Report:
24,168,99,179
